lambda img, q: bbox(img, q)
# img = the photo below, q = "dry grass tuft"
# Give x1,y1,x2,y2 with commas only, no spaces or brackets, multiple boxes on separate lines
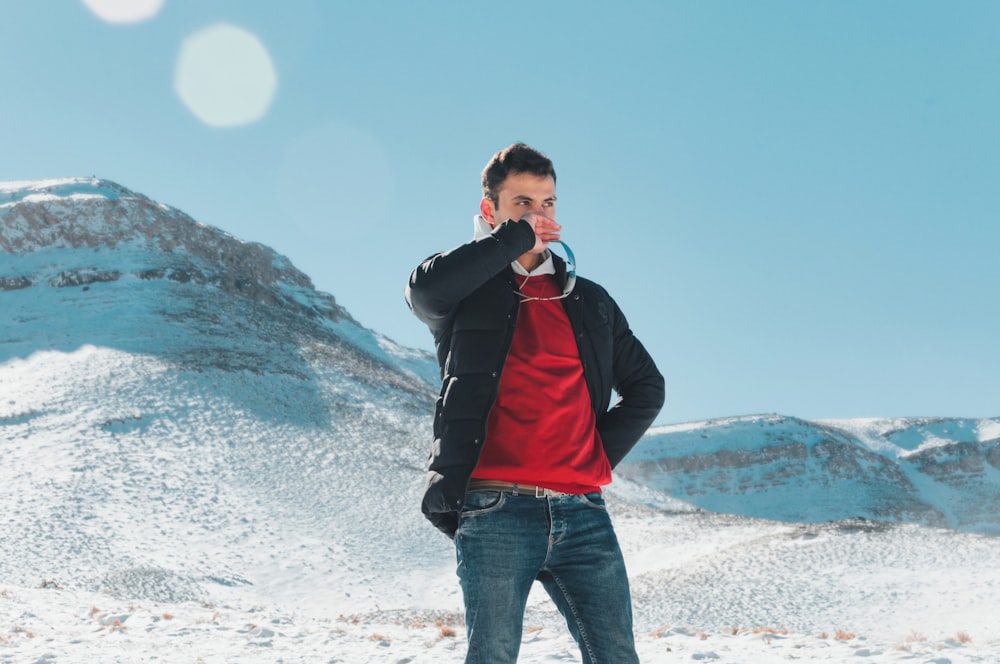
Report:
9,625,35,639
750,626,788,646
430,619,458,638
436,620,458,638
894,631,924,654
956,631,972,644
834,629,856,641
752,626,789,635
648,625,669,638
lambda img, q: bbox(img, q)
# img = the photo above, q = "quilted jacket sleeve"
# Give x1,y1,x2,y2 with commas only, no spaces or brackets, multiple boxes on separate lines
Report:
599,297,665,468
405,219,535,334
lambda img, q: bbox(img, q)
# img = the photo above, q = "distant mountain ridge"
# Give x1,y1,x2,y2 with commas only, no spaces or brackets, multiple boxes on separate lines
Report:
618,414,1000,534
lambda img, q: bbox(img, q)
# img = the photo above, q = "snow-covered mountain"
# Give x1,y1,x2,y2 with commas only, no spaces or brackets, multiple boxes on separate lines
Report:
0,177,436,386
0,177,444,611
618,415,1000,534
2,178,998,662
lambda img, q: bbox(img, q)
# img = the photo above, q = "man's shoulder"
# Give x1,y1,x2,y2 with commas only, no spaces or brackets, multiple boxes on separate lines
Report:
573,275,614,301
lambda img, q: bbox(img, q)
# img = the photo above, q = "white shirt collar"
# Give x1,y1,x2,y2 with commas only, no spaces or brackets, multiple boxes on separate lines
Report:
473,215,554,277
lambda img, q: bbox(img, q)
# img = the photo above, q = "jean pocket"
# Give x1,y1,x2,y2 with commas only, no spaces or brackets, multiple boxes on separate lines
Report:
461,490,506,517
578,492,607,510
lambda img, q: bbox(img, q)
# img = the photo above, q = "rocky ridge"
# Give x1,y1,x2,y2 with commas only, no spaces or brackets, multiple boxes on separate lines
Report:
0,177,437,390
0,177,346,325
617,414,1000,534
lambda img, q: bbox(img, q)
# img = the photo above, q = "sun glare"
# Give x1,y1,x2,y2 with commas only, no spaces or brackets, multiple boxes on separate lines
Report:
173,24,278,128
81,0,164,24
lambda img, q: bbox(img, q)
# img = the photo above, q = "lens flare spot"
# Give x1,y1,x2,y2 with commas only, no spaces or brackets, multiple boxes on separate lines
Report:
81,0,164,23
174,24,278,128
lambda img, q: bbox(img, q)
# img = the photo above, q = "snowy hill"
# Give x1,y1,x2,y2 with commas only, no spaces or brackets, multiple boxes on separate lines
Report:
0,177,445,611
2,178,998,662
618,414,1000,534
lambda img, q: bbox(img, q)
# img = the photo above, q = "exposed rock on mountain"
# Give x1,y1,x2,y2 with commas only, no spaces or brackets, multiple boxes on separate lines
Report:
0,177,436,389
869,418,1000,532
1,177,348,324
617,415,1000,534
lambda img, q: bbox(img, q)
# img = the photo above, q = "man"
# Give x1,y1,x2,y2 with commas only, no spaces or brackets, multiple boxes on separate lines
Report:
405,143,664,663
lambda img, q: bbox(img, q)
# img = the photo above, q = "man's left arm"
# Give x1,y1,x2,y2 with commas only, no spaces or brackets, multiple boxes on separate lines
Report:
599,301,665,468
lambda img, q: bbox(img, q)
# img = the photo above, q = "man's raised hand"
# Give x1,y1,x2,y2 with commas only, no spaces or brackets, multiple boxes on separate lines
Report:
519,213,561,254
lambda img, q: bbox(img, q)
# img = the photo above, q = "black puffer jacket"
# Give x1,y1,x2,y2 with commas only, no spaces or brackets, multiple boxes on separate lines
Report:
406,218,665,537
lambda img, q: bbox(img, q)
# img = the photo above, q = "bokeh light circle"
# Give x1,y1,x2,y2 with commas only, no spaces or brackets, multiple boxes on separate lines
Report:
174,24,278,128
81,0,165,23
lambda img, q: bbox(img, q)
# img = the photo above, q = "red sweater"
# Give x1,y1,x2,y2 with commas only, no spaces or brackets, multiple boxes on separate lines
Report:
471,273,612,493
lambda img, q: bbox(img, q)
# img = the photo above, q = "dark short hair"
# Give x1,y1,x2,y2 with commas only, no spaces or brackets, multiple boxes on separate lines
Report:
481,143,557,204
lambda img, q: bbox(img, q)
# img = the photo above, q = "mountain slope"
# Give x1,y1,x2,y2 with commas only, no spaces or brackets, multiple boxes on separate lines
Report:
617,414,1000,534
1,177,446,612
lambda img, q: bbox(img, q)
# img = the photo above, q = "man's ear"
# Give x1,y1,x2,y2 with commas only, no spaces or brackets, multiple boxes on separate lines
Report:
479,198,497,227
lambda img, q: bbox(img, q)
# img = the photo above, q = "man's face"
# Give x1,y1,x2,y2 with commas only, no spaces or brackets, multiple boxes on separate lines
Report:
480,171,557,228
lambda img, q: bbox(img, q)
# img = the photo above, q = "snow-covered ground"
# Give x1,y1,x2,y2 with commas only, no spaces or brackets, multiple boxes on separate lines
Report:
2,345,997,663
3,513,998,663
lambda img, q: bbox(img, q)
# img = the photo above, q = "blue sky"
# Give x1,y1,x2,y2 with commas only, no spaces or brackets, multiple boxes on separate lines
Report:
2,1,998,425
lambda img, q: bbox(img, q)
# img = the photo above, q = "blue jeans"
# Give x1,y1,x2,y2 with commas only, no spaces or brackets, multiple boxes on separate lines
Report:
455,491,639,664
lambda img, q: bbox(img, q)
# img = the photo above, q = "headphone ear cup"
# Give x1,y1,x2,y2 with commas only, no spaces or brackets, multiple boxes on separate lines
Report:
564,272,576,297
550,240,576,297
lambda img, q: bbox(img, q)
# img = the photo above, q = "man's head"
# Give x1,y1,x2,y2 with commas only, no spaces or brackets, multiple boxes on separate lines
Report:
481,142,557,206
480,143,557,229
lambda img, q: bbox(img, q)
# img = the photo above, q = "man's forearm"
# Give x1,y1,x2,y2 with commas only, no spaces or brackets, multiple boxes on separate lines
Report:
406,219,535,327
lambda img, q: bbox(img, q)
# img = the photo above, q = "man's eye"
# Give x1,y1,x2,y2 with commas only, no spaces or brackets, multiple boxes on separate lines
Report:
543,201,554,207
